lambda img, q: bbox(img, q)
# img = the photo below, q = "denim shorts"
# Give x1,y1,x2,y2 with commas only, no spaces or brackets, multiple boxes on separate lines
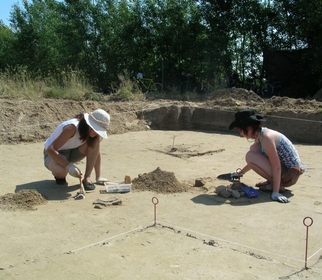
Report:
44,148,86,169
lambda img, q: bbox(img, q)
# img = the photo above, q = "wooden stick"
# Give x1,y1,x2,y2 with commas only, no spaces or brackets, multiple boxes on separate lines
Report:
172,135,176,148
79,176,86,196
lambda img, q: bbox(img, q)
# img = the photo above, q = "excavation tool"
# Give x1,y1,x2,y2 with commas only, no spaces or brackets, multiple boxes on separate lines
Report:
217,168,243,182
74,173,86,200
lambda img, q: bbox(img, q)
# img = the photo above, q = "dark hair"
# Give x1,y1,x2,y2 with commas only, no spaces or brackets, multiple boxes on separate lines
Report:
76,114,97,147
237,121,262,138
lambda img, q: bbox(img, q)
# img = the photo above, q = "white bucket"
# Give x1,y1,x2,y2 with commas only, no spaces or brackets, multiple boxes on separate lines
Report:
104,183,132,193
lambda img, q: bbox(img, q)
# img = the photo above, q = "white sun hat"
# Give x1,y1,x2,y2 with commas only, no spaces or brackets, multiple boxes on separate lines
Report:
84,109,110,139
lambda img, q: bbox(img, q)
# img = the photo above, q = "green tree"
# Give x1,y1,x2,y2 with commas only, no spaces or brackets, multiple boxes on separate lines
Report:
58,0,97,74
288,0,322,78
0,22,15,69
3,0,321,95
137,0,207,85
9,0,64,74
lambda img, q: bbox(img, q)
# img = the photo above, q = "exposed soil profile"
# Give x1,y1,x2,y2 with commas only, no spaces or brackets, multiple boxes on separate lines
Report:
1,88,322,145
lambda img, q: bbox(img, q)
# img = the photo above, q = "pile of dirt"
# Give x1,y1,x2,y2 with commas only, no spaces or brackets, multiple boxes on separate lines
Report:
0,189,47,211
204,88,322,114
132,167,188,193
206,88,263,103
264,96,322,112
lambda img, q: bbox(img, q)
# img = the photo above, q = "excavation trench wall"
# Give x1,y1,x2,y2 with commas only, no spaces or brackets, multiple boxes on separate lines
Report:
140,105,322,144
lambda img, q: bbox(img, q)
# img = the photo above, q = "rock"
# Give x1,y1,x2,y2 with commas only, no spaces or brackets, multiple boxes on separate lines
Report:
231,182,241,190
194,178,205,187
215,185,231,198
215,185,226,194
231,189,241,198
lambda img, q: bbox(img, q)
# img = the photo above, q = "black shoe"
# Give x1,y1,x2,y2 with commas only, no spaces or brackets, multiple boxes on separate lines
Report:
82,180,96,192
55,177,67,185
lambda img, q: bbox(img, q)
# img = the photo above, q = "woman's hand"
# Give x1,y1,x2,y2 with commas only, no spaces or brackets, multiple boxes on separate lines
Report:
67,163,82,178
271,192,290,203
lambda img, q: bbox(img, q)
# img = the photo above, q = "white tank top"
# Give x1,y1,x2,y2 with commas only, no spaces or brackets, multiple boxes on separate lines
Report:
44,118,85,151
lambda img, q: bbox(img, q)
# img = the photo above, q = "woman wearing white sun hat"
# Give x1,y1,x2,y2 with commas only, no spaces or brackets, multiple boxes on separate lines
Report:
44,109,110,192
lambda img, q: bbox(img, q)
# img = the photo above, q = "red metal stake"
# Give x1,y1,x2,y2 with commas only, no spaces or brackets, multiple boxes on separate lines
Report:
303,216,313,269
152,197,159,226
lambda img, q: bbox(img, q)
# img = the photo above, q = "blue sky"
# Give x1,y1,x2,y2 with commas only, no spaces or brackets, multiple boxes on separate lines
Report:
0,0,26,26
1,0,65,26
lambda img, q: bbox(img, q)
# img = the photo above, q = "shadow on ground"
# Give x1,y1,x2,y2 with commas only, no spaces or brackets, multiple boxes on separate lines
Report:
191,190,294,206
15,180,79,201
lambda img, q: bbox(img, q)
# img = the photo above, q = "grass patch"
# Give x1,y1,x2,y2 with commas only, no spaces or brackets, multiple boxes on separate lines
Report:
109,73,145,101
0,68,215,102
0,68,92,101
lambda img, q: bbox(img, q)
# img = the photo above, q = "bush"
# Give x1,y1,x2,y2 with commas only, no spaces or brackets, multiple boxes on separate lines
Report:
109,73,145,101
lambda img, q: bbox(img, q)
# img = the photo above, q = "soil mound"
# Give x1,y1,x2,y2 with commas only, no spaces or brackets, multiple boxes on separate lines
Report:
132,167,187,193
207,87,263,102
264,96,321,111
0,189,47,211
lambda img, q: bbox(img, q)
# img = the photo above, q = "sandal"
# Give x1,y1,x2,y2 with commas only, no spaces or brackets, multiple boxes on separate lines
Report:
258,183,274,192
95,177,109,185
256,182,286,194
255,181,270,188
82,180,96,192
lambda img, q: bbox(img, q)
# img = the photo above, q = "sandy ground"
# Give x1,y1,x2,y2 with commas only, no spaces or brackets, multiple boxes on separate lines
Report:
0,129,321,279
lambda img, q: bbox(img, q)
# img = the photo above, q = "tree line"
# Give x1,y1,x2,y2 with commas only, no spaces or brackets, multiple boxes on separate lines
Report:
0,0,321,97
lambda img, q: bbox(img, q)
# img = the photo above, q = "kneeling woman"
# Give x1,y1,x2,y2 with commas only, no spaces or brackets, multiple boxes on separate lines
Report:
44,109,110,192
229,109,305,203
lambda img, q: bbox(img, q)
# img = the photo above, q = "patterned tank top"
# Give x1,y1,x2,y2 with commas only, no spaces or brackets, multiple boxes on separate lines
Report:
259,127,301,168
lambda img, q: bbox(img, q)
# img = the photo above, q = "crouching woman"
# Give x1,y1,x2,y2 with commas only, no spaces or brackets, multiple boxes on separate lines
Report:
44,109,110,192
229,109,305,203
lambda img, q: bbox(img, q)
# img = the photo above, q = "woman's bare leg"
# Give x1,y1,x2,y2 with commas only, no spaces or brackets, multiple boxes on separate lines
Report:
245,142,273,182
79,137,100,182
47,159,68,179
246,151,273,181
